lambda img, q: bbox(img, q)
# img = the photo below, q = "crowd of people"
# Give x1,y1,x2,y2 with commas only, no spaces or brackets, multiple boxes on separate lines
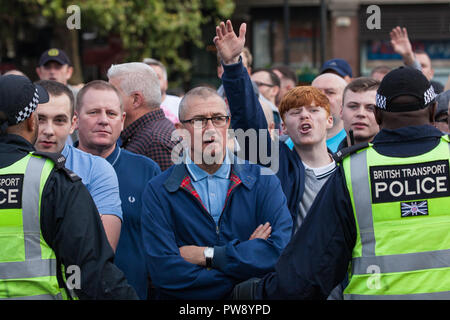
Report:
0,19,450,300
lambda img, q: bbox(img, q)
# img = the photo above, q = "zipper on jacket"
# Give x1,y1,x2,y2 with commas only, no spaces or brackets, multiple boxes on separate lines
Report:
216,185,240,238
181,177,242,242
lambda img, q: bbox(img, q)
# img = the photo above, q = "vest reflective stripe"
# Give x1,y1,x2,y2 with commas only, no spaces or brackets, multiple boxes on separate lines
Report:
350,149,375,256
352,249,450,275
0,293,63,300
23,156,46,260
343,136,450,299
0,154,63,300
0,259,57,280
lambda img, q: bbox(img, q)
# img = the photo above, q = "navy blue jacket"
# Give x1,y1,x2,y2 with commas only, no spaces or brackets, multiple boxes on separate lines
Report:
141,155,293,299
256,125,445,299
221,60,305,222
106,144,161,300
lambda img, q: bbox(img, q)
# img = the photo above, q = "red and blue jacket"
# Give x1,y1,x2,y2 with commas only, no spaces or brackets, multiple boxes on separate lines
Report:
141,155,293,299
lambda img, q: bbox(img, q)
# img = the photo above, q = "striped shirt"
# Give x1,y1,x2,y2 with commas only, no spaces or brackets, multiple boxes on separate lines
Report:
120,108,176,171
295,159,337,232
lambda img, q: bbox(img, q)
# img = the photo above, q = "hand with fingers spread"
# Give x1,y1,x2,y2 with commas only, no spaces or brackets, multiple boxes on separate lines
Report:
389,26,415,65
249,222,272,240
213,20,247,65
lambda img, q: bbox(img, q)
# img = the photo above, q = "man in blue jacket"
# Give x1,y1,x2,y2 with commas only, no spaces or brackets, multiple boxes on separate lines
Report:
141,86,292,299
214,20,336,232
233,66,450,300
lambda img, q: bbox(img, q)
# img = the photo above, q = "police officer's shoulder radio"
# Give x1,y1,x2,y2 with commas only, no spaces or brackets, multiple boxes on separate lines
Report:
332,142,370,164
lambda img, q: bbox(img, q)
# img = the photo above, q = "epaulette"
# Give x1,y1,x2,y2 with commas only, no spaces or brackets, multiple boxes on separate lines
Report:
332,142,370,163
32,151,67,169
32,151,81,182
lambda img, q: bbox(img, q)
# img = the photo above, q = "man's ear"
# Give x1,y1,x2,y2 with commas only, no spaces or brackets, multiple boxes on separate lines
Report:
73,111,79,130
327,114,334,130
271,86,280,98
36,67,42,79
70,114,78,134
26,114,36,133
66,66,74,81
132,91,145,109
121,112,126,131
375,108,383,126
429,102,437,123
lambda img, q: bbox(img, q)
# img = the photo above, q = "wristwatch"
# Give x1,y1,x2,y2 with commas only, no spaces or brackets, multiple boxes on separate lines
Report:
204,247,214,268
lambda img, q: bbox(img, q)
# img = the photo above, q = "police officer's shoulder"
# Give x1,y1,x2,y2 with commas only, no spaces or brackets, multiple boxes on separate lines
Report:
32,151,81,183
332,142,370,163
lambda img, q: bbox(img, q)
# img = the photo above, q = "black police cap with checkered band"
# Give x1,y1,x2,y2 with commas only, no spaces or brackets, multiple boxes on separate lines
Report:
375,66,436,113
0,75,49,131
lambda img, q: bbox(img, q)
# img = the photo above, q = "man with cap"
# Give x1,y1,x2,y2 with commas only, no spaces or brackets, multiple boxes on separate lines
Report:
320,58,353,83
232,66,450,300
0,75,138,299
36,48,80,144
36,48,73,87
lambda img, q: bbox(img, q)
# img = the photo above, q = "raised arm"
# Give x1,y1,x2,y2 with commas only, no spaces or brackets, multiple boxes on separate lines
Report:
390,26,421,70
215,21,276,166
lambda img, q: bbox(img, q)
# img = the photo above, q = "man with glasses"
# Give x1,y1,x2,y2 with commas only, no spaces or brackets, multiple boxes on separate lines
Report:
141,86,292,299
251,69,282,129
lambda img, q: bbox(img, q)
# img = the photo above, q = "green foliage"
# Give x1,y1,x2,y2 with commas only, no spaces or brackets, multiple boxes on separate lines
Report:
1,0,235,84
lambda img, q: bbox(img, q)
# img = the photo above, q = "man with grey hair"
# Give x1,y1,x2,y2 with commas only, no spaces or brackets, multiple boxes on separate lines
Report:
141,86,292,299
108,62,176,171
143,58,180,123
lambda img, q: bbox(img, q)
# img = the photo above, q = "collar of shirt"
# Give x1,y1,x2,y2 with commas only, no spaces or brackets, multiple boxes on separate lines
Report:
372,125,444,144
326,128,347,153
120,108,166,143
105,142,121,167
185,149,231,182
61,142,71,158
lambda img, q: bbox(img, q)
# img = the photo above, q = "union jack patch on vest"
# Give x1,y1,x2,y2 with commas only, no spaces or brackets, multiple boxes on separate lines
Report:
401,200,429,217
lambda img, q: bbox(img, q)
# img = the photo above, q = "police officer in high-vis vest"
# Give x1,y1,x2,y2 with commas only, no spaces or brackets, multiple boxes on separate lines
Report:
0,74,138,300
232,66,450,300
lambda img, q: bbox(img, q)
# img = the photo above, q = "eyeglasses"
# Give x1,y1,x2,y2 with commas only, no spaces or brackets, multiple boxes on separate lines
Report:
180,115,230,128
253,81,276,88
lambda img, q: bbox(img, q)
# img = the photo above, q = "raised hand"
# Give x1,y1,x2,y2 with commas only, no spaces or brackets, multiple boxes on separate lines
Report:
213,20,246,65
390,26,415,65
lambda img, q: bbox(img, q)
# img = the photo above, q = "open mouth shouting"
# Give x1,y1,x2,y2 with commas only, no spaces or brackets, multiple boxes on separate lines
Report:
299,123,312,134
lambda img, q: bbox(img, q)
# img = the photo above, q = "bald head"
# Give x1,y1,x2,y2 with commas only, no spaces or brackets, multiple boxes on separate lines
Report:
312,73,347,131
312,73,347,90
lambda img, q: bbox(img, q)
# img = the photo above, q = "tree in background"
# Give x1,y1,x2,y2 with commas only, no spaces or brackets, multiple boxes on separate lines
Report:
0,0,235,85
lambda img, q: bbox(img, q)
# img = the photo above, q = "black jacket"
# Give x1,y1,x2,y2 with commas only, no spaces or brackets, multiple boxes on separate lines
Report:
0,134,138,300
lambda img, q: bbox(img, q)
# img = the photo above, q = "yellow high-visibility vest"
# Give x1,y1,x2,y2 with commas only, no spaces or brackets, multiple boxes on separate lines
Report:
342,135,450,299
0,153,68,300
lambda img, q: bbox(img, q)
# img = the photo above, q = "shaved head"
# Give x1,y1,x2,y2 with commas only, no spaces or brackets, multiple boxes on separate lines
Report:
311,73,347,135
312,73,347,90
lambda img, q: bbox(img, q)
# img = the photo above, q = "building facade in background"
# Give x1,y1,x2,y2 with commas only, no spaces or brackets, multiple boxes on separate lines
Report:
233,0,450,85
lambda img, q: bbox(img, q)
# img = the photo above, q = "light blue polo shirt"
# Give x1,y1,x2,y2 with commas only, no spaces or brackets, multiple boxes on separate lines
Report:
185,150,231,225
61,144,123,220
